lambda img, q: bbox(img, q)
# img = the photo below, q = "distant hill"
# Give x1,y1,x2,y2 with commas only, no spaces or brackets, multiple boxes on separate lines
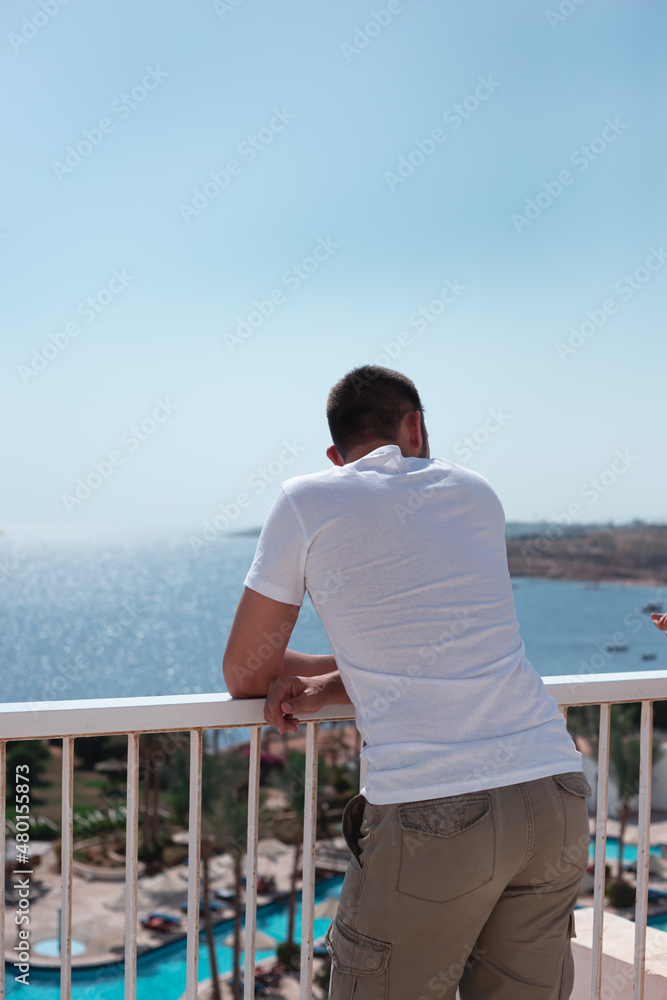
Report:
506,524,667,585
229,522,667,585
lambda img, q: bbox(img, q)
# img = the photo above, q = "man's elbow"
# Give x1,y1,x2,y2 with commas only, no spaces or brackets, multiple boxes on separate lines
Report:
223,654,264,700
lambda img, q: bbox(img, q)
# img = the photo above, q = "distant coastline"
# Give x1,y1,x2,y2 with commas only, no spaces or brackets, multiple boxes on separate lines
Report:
228,522,667,588
506,524,667,587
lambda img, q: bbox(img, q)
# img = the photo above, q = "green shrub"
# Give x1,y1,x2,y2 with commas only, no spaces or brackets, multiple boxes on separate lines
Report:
277,941,301,971
606,880,636,908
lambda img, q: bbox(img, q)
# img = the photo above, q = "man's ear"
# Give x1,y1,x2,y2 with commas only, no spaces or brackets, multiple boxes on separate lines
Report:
327,445,344,467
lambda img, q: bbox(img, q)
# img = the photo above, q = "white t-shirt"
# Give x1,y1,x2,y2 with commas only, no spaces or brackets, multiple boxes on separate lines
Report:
244,445,582,804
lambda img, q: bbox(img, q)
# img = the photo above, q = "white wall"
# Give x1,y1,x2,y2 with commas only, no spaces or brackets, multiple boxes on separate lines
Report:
581,739,667,818
571,908,667,1000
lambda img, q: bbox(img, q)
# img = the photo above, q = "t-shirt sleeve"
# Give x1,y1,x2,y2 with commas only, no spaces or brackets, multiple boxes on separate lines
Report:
243,487,308,606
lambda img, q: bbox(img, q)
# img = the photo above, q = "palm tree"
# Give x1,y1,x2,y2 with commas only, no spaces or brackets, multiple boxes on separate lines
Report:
568,704,663,886
609,704,662,885
266,750,331,959
161,740,251,1000
200,748,251,1000
201,835,222,1000
264,751,305,957
138,733,164,871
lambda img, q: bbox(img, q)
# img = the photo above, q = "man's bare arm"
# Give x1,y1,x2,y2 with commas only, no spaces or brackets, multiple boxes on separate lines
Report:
222,587,338,698
284,648,338,676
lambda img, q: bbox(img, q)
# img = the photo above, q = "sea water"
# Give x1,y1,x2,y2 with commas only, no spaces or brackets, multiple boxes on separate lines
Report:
0,531,664,704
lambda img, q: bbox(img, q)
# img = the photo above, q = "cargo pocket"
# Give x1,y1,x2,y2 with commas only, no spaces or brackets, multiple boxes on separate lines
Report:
396,793,494,902
559,911,576,1000
325,915,391,1000
552,772,592,872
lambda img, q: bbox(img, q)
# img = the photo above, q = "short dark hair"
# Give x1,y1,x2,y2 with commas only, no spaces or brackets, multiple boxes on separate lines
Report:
326,365,425,459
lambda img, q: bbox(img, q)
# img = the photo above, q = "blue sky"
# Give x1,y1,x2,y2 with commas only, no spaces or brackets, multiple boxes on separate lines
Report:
2,0,665,534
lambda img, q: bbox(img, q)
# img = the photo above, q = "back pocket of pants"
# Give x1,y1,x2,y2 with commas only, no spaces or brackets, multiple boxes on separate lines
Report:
397,794,495,902
552,772,591,872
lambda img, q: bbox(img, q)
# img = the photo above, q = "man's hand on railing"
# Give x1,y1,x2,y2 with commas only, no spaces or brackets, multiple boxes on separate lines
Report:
652,612,667,635
263,670,352,735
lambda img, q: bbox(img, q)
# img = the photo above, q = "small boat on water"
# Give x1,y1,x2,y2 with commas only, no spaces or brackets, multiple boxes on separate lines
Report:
642,652,658,661
642,601,663,613
605,643,629,652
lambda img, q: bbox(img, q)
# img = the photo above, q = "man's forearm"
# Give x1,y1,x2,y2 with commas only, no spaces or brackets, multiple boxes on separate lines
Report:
283,649,338,677
227,648,338,700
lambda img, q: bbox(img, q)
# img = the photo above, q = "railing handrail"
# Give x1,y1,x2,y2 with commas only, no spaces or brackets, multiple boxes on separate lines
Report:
0,670,666,739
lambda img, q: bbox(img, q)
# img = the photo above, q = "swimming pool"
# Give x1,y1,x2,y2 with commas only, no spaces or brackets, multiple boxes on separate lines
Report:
589,836,664,863
647,912,667,933
4,877,344,1000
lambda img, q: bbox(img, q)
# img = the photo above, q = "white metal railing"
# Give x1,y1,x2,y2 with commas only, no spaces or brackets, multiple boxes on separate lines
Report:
1,670,666,1000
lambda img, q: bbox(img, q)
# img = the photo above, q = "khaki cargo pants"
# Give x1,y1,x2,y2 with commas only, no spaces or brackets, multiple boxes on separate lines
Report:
325,772,591,999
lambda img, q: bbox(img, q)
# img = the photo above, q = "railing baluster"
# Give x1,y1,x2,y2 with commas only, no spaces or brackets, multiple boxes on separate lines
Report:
60,737,74,1000
1,740,6,1000
633,700,654,1000
186,729,203,1000
124,732,140,1000
243,727,262,1000
300,722,319,1000
591,703,610,1000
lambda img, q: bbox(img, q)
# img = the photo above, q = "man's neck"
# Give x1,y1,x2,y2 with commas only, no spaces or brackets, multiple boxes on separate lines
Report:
342,440,398,464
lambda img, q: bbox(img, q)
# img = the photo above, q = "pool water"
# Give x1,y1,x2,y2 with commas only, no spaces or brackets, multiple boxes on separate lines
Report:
33,940,87,958
589,836,664,863
5,877,344,999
